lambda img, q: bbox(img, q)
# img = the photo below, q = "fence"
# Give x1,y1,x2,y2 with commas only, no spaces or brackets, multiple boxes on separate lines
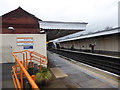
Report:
12,50,48,89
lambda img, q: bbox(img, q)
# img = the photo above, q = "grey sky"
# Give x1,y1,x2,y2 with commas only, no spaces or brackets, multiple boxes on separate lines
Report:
0,0,119,39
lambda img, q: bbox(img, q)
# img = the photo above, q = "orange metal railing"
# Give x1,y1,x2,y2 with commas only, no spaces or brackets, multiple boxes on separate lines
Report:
12,50,48,89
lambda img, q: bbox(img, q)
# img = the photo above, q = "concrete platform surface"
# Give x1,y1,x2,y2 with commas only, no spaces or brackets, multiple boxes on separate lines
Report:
50,67,68,78
47,51,119,89
1,63,14,88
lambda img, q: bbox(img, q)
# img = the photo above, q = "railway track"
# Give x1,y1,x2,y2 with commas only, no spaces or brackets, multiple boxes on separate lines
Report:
48,49,120,75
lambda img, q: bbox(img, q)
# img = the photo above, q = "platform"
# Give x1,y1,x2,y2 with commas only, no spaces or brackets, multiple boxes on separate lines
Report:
1,63,14,88
47,51,119,88
1,51,119,89
59,49,119,59
49,48,120,75
50,67,68,78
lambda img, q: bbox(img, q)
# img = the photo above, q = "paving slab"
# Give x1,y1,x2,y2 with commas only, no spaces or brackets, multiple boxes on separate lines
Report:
50,67,68,78
2,63,14,88
68,73,95,83
2,80,14,88
47,51,117,88
79,79,105,88
46,78,67,88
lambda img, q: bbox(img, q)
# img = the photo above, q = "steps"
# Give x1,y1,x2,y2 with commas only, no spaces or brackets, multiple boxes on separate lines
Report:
50,67,68,78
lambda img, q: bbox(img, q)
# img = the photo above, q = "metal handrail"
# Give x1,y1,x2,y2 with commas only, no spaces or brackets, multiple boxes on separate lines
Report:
12,54,39,89
12,50,48,89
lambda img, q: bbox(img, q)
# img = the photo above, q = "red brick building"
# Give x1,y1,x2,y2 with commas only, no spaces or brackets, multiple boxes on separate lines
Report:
1,7,42,34
1,7,87,40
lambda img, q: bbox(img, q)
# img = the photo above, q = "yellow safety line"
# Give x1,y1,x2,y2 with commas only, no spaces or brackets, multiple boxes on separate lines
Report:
78,63,120,82
59,52,120,82
56,52,120,82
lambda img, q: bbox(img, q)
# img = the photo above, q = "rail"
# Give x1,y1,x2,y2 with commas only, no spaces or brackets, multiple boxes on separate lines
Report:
12,50,48,89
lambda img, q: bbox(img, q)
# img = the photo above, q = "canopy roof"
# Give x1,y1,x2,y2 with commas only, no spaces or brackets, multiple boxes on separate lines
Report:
39,21,88,40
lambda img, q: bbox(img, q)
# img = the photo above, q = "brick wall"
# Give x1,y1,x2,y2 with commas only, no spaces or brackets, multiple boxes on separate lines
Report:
1,7,41,34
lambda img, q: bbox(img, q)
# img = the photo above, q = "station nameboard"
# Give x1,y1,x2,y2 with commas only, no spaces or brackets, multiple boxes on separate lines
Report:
23,46,33,49
17,37,33,46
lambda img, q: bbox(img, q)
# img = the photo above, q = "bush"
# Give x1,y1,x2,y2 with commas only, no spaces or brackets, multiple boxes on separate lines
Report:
35,67,52,86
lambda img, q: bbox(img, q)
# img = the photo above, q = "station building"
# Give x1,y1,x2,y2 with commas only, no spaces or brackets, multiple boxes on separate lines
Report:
58,27,120,56
0,7,87,63
0,7,46,63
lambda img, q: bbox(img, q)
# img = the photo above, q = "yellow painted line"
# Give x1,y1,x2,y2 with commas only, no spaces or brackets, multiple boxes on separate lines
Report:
78,65,119,87
53,52,119,87
59,52,119,82
54,52,119,87
78,63,120,82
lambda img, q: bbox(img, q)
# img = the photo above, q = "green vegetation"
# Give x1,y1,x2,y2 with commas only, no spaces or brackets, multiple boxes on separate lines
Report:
35,67,52,86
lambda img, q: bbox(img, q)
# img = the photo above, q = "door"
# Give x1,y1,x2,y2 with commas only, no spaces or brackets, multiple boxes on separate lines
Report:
2,45,14,63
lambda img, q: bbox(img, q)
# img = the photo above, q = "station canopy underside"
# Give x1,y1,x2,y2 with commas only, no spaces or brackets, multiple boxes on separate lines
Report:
44,29,82,40
39,21,88,41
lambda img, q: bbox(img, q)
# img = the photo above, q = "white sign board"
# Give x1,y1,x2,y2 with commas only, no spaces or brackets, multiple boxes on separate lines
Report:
17,39,33,41
17,37,33,46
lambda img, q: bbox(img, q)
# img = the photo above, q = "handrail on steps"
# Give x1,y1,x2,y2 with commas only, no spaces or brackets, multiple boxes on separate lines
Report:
12,50,48,89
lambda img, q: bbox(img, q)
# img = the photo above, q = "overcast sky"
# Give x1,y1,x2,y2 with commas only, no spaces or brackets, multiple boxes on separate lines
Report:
0,0,119,39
